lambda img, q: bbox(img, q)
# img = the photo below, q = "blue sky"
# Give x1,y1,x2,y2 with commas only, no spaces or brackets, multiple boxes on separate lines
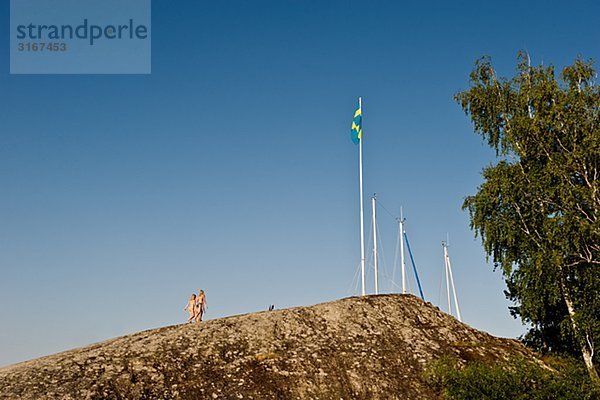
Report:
1,0,599,367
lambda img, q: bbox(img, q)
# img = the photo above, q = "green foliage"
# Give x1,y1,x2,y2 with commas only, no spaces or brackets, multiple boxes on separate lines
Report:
424,356,600,400
456,53,600,379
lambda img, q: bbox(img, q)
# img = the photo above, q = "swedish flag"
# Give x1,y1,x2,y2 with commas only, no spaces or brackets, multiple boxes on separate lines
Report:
351,99,362,144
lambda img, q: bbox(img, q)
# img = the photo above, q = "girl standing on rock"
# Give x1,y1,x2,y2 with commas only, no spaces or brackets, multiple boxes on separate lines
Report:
195,290,207,323
184,294,196,323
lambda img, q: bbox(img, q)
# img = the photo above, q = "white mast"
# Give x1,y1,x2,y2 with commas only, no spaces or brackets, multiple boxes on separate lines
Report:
358,97,366,296
372,193,378,295
400,208,406,294
443,241,462,322
446,245,462,322
443,243,451,314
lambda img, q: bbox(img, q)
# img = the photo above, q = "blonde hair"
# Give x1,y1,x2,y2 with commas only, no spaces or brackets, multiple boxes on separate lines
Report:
199,290,204,296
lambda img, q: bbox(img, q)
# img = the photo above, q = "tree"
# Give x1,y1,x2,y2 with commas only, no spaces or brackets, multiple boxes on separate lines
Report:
456,53,600,382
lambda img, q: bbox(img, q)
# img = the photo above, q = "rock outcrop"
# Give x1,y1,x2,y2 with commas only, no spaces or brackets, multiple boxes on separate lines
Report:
0,294,536,399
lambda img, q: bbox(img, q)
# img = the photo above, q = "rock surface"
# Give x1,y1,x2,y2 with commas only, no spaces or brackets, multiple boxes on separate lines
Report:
0,294,536,399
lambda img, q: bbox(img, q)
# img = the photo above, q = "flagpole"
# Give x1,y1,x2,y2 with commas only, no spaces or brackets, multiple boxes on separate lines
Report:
358,96,366,296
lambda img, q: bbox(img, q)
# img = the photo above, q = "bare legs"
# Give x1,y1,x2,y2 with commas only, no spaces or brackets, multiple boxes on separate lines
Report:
194,307,203,323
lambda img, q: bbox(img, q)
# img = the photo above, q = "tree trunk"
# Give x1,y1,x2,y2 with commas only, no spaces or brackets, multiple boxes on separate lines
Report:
558,267,599,383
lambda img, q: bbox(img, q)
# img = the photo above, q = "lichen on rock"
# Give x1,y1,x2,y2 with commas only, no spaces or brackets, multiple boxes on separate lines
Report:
0,294,536,399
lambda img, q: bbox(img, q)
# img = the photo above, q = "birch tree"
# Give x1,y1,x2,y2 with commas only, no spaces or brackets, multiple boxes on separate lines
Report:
457,53,600,382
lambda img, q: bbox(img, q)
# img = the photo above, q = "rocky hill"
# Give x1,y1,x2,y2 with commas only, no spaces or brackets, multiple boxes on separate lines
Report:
0,294,537,399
